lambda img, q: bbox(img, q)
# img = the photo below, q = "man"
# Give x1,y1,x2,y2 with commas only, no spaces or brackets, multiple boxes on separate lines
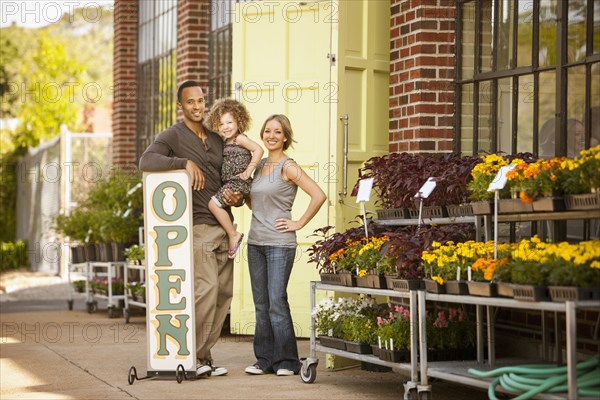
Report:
139,80,242,377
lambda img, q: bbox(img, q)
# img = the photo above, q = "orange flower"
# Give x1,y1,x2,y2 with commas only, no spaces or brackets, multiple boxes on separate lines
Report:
519,191,534,203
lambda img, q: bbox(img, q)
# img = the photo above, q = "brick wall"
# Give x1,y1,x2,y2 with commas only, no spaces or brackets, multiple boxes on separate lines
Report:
177,0,210,93
389,0,456,154
112,0,138,168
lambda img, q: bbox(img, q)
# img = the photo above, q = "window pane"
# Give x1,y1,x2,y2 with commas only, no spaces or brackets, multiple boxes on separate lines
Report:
480,1,493,73
592,62,600,147
567,65,586,157
538,70,556,157
595,0,600,54
478,81,494,153
568,0,587,63
517,75,534,153
496,0,515,71
517,0,534,67
539,0,558,67
496,77,512,153
461,83,475,155
461,1,476,79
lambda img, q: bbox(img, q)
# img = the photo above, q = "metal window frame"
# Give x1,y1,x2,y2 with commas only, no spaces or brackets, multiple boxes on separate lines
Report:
135,1,178,160
455,0,598,157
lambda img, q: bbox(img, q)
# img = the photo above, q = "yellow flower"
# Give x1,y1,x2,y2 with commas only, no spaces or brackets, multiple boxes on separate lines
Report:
432,276,444,285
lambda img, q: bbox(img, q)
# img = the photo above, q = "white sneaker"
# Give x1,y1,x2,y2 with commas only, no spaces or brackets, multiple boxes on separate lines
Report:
276,368,294,376
244,365,265,375
196,363,211,377
211,365,228,376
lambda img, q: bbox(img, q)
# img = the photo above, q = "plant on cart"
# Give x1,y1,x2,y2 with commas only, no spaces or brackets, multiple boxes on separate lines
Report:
557,145,600,194
506,157,565,203
72,280,86,293
375,304,411,351
124,244,145,265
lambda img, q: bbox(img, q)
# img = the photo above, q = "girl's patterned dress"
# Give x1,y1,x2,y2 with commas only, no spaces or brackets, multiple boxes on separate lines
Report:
212,134,253,207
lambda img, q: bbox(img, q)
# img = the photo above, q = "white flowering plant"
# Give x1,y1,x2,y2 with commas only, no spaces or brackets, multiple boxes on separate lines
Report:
312,296,379,338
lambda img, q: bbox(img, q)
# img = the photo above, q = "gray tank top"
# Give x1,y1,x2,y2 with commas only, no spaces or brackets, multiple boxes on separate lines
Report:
248,157,298,247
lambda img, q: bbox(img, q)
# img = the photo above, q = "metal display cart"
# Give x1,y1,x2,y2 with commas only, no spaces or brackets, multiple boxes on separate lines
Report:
68,261,126,317
123,262,147,323
301,282,421,399
416,291,600,400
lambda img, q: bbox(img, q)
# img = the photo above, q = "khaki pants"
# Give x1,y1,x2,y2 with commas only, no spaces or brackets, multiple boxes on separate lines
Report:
193,224,233,362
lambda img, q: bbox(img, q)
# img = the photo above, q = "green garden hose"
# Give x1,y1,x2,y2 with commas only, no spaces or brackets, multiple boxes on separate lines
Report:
468,355,600,399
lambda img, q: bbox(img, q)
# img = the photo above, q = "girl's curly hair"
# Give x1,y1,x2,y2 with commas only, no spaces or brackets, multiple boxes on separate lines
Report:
205,98,252,134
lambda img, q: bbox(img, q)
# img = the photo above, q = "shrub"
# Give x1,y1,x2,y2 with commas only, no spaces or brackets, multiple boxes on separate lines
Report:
0,241,29,272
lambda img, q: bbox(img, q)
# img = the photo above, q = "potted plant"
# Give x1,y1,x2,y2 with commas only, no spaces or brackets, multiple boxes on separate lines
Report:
559,145,600,210
124,244,145,265
427,308,476,361
375,305,411,362
72,280,86,293
422,239,508,295
505,157,566,212
467,153,535,214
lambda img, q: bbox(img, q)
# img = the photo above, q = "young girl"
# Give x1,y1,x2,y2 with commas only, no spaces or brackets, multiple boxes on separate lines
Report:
206,98,264,258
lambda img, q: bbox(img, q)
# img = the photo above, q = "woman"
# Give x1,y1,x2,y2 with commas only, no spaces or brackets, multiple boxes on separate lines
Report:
244,114,326,376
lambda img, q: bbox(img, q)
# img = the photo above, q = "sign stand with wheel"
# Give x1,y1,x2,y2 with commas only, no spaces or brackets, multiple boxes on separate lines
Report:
128,170,198,384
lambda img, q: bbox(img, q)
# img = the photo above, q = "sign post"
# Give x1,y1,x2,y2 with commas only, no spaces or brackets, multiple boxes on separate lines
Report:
356,178,374,239
129,170,196,384
487,164,517,259
414,177,438,227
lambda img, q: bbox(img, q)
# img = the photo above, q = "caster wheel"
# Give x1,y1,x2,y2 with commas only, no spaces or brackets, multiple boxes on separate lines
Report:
300,363,317,384
86,301,97,313
128,366,137,385
176,364,185,383
107,307,119,319
124,309,130,323
67,300,73,310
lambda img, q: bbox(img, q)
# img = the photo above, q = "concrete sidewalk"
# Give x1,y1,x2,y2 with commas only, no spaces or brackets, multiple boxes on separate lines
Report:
0,274,488,400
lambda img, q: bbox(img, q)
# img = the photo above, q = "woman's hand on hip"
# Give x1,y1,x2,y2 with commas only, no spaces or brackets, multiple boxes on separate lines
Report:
275,218,299,232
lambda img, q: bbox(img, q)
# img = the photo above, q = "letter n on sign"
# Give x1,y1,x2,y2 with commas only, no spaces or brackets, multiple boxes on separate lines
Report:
143,171,195,373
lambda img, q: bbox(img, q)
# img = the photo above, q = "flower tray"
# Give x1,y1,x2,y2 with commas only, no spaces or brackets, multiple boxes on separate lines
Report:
379,349,410,363
532,197,565,212
371,345,380,358
549,286,600,302
496,282,514,298
429,347,477,361
424,279,446,294
498,198,534,214
471,201,493,215
391,279,424,293
446,204,474,218
318,335,346,351
408,206,448,219
355,276,370,288
344,340,372,354
466,281,497,297
444,280,469,295
339,272,356,287
367,274,387,289
376,208,410,220
385,275,398,289
512,284,550,302
320,273,344,286
564,193,600,211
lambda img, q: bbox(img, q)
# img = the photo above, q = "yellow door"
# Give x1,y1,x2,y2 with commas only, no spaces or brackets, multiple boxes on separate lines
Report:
230,0,334,338
334,0,391,227
229,0,390,338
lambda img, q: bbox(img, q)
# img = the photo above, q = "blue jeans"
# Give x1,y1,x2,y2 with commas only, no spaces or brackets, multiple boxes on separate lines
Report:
247,244,300,373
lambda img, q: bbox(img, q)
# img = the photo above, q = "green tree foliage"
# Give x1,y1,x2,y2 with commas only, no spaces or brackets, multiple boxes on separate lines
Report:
16,32,84,147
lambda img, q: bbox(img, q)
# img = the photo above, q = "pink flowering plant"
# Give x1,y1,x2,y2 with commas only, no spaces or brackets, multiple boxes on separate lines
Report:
426,307,476,350
375,305,411,350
